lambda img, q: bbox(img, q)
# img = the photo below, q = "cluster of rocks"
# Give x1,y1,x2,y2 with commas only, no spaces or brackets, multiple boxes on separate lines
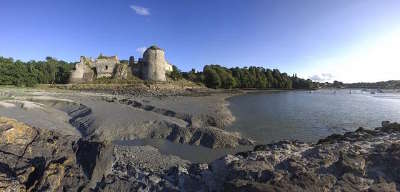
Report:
61,83,209,98
2,116,400,191
100,86,205,98
91,121,400,191
115,98,254,149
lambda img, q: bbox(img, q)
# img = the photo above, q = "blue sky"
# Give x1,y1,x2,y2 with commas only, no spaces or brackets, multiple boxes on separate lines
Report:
1,0,400,82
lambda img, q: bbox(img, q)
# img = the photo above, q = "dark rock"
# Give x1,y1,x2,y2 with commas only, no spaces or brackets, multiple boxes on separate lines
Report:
74,139,104,178
379,121,400,133
332,153,366,176
368,180,397,192
0,117,89,191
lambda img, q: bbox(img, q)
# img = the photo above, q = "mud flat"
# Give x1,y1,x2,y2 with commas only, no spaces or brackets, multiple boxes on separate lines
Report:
0,87,252,164
0,89,80,136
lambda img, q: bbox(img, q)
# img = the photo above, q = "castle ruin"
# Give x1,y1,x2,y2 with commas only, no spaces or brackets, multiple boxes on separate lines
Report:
69,45,173,83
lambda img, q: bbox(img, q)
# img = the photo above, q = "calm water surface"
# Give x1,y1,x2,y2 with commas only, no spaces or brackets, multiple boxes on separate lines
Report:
227,89,400,144
113,139,251,163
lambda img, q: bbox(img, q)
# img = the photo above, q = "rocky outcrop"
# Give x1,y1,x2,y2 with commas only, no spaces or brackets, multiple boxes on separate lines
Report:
93,145,189,192
0,117,111,191
66,83,208,97
95,121,400,191
68,103,95,137
117,98,254,149
0,117,88,191
161,121,400,191
3,116,400,191
148,120,254,149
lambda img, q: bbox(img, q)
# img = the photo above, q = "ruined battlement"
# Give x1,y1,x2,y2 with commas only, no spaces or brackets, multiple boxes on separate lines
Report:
69,46,173,83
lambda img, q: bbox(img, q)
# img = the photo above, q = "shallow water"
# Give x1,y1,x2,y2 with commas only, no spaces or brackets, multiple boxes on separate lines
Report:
227,89,400,144
113,139,251,163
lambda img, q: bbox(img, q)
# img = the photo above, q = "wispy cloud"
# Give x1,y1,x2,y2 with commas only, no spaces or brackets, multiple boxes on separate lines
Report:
309,73,334,82
130,5,150,16
136,47,147,54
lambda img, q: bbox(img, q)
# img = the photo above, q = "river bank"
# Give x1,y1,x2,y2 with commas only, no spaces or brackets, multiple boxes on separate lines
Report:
2,116,400,191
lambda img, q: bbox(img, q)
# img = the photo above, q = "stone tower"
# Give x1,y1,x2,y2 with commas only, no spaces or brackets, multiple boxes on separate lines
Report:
129,56,135,66
142,45,170,81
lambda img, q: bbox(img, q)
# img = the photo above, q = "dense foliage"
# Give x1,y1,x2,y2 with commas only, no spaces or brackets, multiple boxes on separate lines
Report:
183,65,313,89
167,65,183,81
346,80,400,89
0,57,73,87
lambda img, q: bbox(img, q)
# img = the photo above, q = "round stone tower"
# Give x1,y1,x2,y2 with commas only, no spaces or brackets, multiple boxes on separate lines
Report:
142,45,168,81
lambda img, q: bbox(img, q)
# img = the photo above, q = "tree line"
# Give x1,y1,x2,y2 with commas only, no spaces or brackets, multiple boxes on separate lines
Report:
0,57,73,86
0,56,313,89
346,80,400,89
182,65,313,89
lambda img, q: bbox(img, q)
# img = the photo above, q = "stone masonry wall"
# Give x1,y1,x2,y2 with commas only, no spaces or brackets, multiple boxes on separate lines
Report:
142,47,168,81
95,57,119,78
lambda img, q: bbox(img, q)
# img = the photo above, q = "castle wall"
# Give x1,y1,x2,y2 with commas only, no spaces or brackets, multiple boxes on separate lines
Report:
113,63,129,80
95,57,118,78
69,57,94,83
131,63,142,77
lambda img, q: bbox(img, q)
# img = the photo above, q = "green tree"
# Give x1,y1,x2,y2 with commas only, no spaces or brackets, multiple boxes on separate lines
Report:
204,67,221,88
45,57,58,84
0,56,74,87
168,65,183,81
